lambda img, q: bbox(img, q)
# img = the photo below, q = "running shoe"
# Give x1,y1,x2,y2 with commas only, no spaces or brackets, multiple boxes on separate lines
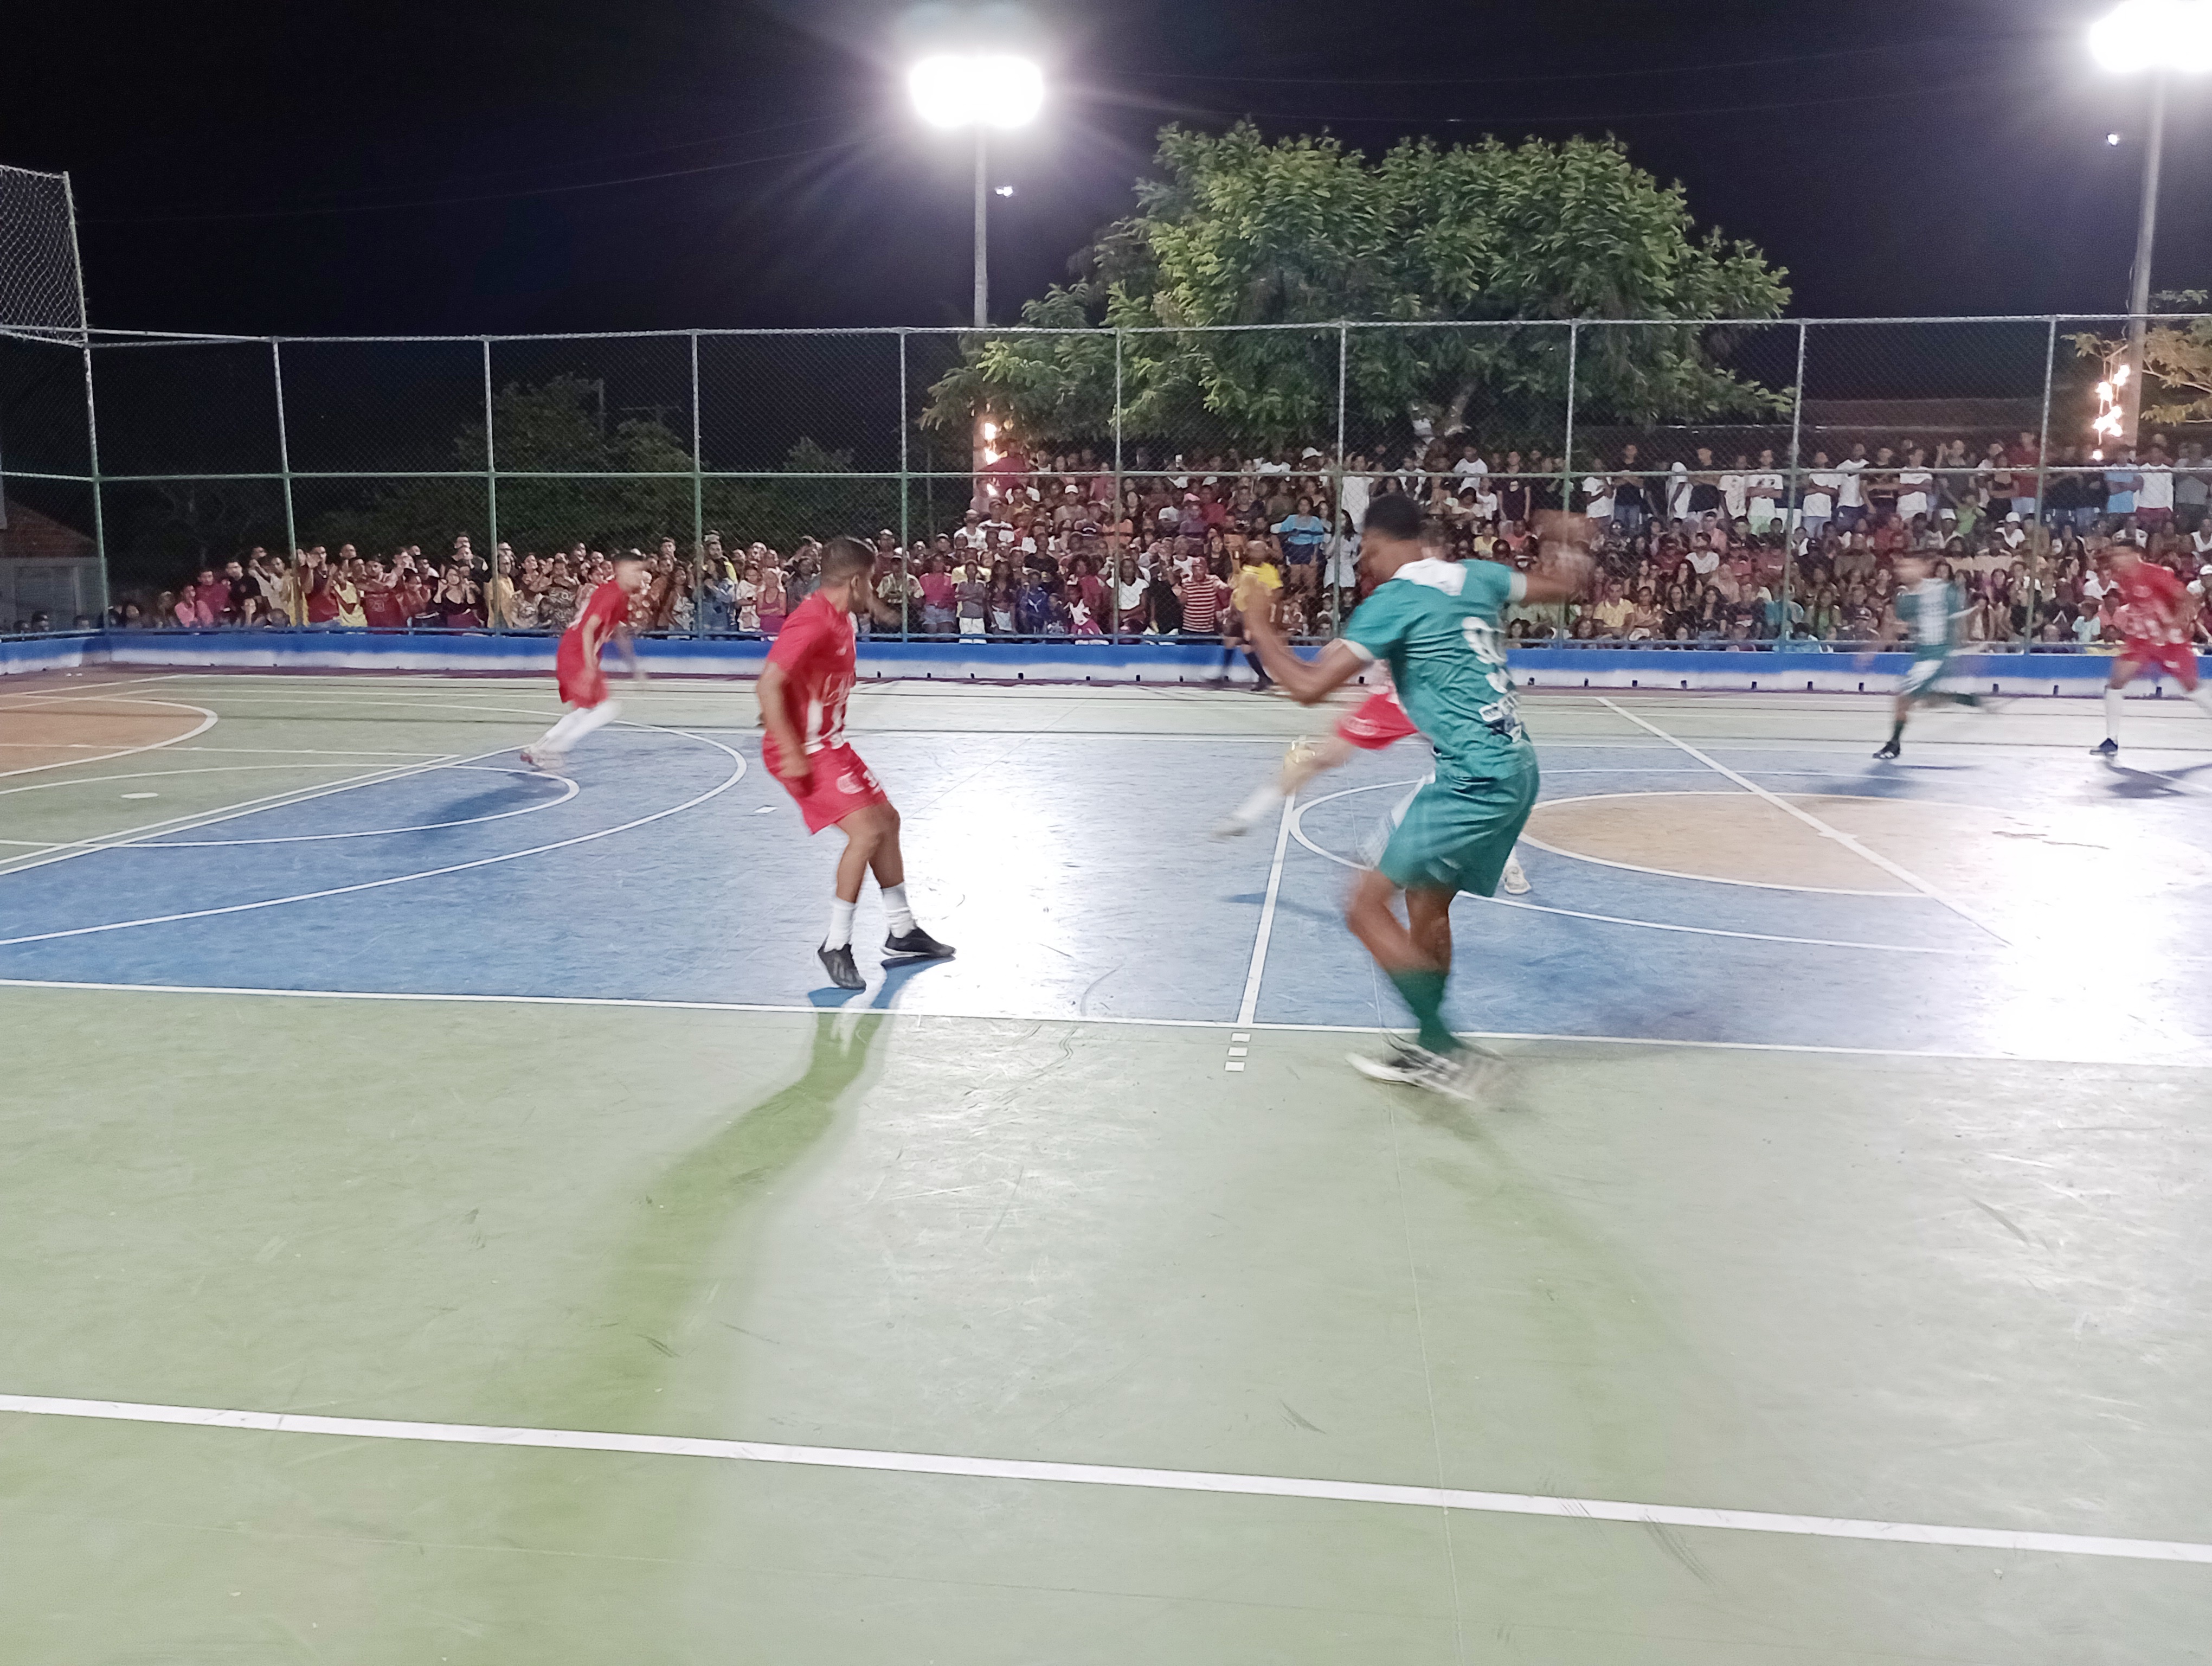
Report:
1349,1041,1496,1103
2093,737,2119,757
1873,740,1901,760
520,746,564,773
1502,855,1531,894
817,943,866,990
884,926,955,960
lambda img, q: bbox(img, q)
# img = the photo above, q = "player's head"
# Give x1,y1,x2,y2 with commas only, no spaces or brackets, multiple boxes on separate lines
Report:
612,553,648,595
2110,543,2142,572
1360,493,1427,581
1896,550,1931,584
819,536,876,610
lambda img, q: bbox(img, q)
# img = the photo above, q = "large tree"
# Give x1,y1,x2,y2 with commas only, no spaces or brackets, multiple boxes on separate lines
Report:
925,124,1790,458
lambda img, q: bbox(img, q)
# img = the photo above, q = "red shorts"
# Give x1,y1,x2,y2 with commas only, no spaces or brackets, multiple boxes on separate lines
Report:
1335,690,1418,751
2121,640,2200,689
555,644,608,709
767,741,891,834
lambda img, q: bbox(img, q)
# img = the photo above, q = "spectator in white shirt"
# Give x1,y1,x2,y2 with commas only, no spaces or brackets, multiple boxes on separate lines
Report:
1834,445,1869,531
1801,451,1841,540
1747,448,1785,534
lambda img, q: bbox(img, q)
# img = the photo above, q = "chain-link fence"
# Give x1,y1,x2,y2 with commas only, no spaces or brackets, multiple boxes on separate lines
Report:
10,315,2211,646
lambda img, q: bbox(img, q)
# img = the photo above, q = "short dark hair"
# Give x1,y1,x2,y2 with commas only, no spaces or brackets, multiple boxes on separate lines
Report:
1363,494,1426,543
821,535,874,585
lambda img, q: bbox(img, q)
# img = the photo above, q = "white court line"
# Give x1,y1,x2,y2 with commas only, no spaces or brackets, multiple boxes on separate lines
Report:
1,977,2202,1067
1236,791,1298,1028
0,753,473,878
0,728,745,949
0,1392,2202,1567
0,698,218,783
1598,698,2017,947
1286,784,1972,958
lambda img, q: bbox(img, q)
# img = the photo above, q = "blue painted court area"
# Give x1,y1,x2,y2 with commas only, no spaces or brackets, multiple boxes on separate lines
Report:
3,672,2210,1063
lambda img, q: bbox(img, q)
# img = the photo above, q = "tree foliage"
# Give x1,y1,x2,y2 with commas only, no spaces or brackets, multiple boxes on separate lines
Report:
925,124,1791,457
2069,291,2212,428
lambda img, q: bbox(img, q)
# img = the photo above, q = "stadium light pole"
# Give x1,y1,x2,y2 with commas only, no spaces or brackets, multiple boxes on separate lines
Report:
908,53,1045,328
2090,0,2212,441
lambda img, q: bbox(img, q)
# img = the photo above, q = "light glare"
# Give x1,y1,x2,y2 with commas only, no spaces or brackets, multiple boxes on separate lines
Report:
908,54,1046,129
2090,0,2212,73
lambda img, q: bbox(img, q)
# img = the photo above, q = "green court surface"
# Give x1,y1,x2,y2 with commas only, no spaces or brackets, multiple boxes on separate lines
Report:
3,671,2210,1662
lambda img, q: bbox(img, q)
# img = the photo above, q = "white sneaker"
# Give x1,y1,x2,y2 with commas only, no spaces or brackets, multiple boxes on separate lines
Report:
520,746,564,773
1349,1041,1498,1104
1502,855,1531,895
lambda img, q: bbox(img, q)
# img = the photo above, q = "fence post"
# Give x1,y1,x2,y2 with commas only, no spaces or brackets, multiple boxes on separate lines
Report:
2029,317,2058,658
1783,321,1809,641
271,341,297,614
898,330,911,552
1560,320,1579,639
1112,326,1123,636
1332,323,1348,637
480,339,498,630
690,330,705,638
61,172,108,626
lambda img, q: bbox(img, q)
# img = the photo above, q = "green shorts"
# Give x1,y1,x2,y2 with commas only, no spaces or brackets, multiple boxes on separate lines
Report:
1899,652,1952,699
1378,754,1540,896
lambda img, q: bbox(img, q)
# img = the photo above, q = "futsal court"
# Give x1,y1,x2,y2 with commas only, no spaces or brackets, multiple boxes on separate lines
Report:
2,665,2208,1664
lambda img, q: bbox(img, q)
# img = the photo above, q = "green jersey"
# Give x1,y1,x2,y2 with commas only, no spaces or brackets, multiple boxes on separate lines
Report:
1345,558,1532,776
1896,576,1963,659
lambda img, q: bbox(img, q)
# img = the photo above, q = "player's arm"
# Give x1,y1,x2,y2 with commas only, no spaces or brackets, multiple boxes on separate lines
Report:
754,661,811,781
1243,609,1369,707
612,620,645,682
1521,511,1598,606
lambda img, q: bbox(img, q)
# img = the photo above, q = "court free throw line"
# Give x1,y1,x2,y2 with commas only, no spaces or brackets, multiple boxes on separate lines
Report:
0,1392,2203,1567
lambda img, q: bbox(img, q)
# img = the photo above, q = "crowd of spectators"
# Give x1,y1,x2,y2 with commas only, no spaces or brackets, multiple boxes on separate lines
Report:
91,430,2212,649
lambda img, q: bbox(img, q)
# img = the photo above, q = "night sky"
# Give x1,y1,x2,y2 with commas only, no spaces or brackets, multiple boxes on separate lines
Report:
7,0,2205,335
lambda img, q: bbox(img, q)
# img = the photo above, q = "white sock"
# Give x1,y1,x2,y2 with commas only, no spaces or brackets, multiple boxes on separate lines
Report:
1231,782,1282,828
881,882,916,936
825,898,856,950
2190,686,2212,719
2105,687,2125,740
538,699,619,752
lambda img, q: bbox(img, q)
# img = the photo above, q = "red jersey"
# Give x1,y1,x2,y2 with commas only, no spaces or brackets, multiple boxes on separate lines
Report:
764,591,858,756
2113,560,2190,646
555,580,632,707
360,581,407,630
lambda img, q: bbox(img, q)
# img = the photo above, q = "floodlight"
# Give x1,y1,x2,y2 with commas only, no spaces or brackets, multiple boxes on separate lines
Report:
908,54,1045,129
2091,0,2212,74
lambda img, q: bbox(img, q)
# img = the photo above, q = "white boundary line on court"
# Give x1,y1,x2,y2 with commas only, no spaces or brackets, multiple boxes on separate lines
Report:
1236,791,1298,1028
0,728,745,949
1,1392,2203,1567
0,697,219,783
1,976,2202,1067
0,752,477,877
1285,783,1975,958
1597,699,2018,947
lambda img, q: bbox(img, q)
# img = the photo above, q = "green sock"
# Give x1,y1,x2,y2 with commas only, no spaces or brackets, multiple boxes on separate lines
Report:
1888,718,1906,743
1387,968,1457,1054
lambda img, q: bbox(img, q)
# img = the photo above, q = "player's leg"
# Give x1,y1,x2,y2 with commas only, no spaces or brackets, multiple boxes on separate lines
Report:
815,802,886,990
524,697,621,768
1346,869,1457,1058
848,795,954,963
2169,648,2212,722
2097,658,2141,755
1215,732,1355,838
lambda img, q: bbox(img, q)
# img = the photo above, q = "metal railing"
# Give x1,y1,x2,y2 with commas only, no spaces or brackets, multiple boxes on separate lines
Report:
3,315,2206,646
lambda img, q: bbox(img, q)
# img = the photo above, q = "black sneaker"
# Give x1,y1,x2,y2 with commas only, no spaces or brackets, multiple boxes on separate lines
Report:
2093,737,2119,757
1873,739,1901,761
884,926,955,960
817,943,865,990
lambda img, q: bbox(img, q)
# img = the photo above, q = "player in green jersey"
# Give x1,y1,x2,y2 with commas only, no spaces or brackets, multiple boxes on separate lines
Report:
1245,495,1592,1099
1874,551,1981,760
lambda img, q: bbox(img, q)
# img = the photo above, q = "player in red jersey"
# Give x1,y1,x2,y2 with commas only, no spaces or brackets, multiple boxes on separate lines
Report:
1211,677,1531,893
2094,545,2212,755
521,554,648,771
757,536,954,991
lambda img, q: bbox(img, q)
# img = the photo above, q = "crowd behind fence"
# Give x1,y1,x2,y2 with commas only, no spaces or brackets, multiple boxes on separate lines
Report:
4,317,2211,652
